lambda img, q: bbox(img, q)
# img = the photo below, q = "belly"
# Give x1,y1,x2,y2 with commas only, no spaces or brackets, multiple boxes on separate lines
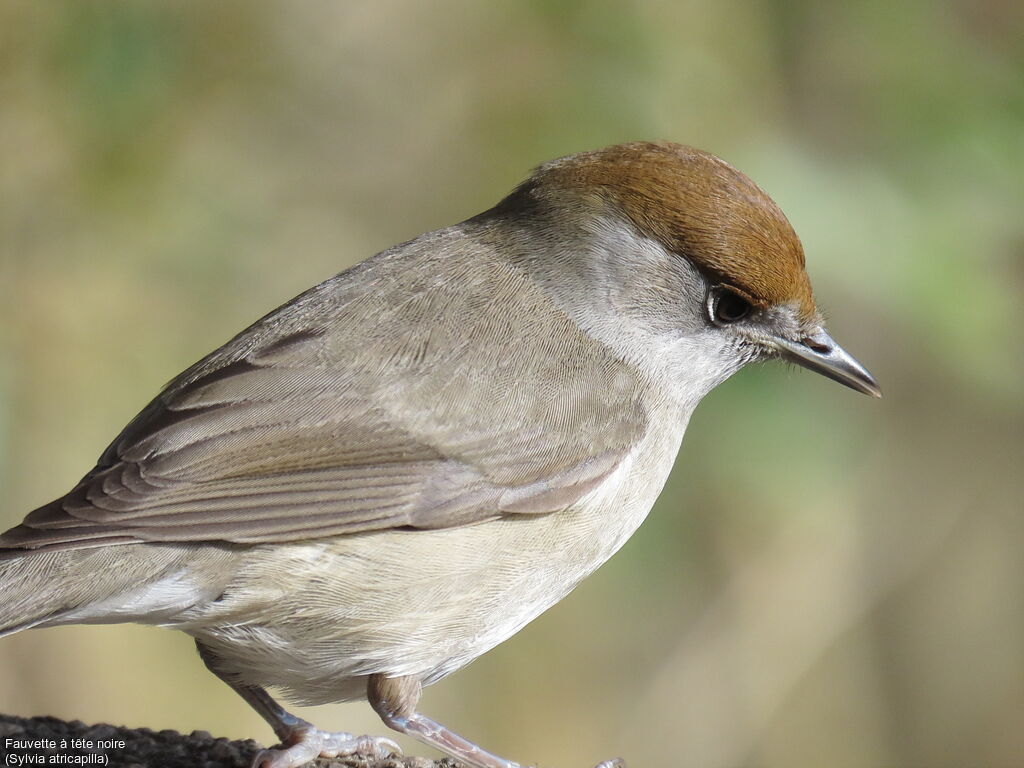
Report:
180,419,687,705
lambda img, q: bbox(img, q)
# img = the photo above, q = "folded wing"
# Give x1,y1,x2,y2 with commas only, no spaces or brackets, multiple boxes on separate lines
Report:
3,258,647,552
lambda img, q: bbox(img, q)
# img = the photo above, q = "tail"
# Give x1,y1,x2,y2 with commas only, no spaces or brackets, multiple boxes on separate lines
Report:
0,544,227,637
0,549,87,635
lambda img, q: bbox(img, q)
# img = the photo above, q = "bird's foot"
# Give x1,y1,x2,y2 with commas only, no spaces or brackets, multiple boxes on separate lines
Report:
252,720,402,768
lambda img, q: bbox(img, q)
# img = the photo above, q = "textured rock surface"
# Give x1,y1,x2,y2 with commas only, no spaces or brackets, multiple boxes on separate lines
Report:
0,714,458,768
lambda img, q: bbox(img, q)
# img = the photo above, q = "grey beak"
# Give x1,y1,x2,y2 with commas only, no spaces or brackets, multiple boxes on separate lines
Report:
772,328,882,398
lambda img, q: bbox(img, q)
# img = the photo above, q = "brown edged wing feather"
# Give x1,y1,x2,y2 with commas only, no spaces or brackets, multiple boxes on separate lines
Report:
1,231,648,552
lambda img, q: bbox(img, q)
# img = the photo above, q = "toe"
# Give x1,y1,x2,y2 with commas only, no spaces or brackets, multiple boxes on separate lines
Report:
318,731,403,759
354,734,403,758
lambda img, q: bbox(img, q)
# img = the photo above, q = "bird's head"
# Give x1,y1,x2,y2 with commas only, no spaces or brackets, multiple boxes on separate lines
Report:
490,141,880,401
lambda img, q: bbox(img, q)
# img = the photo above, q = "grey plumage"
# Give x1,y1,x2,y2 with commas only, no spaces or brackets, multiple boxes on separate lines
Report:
4,221,647,551
0,142,878,768
0,206,685,708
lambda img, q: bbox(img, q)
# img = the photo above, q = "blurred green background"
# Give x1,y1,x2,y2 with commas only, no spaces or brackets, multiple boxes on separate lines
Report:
1,1,1022,766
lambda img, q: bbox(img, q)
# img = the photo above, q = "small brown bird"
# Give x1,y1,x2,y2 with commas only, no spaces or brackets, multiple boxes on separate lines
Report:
0,142,879,768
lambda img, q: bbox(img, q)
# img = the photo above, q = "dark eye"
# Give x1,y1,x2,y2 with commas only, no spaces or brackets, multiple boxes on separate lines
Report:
709,288,752,325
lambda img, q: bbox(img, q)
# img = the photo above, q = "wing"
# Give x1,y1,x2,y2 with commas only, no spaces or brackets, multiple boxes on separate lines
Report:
1,238,648,552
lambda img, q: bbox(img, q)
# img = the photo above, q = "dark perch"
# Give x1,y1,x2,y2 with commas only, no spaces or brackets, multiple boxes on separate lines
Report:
0,714,459,768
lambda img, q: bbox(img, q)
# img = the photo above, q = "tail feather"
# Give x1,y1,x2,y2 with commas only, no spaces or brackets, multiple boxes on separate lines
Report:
0,544,233,637
0,550,83,636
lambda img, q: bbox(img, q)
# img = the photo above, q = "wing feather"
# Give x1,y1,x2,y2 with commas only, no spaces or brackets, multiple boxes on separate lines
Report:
1,233,650,552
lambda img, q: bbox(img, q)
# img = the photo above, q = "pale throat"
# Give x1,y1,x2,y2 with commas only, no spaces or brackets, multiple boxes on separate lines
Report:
531,212,750,412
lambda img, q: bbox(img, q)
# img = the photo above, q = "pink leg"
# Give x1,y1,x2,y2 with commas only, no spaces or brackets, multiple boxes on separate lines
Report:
196,641,401,768
368,674,625,768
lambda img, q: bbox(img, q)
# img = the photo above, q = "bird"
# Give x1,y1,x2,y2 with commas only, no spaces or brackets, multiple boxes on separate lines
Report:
0,141,879,768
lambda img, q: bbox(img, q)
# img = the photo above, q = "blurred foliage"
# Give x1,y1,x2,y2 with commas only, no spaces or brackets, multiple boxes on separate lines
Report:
1,2,1022,767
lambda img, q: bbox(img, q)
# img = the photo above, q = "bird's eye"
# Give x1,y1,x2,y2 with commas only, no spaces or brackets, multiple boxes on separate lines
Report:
709,288,752,325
